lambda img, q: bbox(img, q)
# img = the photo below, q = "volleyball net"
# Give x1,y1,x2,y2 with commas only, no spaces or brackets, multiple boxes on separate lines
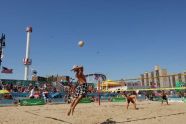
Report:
101,87,186,92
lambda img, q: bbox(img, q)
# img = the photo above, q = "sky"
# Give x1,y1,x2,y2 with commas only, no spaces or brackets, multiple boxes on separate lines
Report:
0,0,186,80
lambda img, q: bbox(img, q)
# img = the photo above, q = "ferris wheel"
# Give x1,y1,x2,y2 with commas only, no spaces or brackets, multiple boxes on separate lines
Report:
85,73,107,84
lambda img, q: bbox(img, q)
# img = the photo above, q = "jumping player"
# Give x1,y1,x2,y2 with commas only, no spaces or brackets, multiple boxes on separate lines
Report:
67,65,88,116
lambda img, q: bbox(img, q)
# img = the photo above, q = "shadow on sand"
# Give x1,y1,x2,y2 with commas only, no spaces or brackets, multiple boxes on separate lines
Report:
100,112,185,124
100,118,116,124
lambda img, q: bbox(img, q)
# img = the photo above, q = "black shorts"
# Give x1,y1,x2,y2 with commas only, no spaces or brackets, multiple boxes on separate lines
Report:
162,96,167,100
74,83,88,98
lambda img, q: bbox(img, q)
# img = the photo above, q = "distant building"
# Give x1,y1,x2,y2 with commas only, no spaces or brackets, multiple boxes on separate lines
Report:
140,65,186,88
141,66,169,88
169,72,186,87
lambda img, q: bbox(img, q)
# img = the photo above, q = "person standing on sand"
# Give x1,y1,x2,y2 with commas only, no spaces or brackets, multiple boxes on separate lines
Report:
67,65,88,116
161,90,169,105
129,91,137,102
123,91,137,110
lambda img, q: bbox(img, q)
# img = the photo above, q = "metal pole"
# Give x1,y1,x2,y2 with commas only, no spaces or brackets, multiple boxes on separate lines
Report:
24,27,32,80
0,33,6,76
0,41,1,74
0,47,2,73
98,80,101,106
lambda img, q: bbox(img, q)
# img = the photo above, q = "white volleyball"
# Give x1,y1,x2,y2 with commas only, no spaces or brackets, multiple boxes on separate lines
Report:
78,40,84,47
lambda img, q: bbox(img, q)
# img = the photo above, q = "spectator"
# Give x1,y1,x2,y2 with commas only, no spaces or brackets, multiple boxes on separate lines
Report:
29,86,35,98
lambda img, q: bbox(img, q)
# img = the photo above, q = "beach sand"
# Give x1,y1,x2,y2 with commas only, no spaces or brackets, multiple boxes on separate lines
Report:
0,101,186,124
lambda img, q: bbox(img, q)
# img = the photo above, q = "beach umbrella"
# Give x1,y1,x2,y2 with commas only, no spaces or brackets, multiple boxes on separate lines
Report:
0,90,9,94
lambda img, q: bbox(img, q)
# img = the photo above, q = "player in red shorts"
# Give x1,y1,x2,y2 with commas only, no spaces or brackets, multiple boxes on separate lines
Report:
123,91,137,110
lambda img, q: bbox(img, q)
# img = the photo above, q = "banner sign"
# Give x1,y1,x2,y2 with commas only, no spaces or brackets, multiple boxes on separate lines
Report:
111,97,126,102
20,99,45,106
168,98,184,103
184,98,186,103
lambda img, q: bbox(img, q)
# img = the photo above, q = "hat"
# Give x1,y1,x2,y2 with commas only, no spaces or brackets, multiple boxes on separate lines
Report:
71,65,78,71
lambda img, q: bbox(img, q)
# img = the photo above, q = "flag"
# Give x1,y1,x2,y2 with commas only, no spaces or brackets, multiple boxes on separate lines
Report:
1,66,13,74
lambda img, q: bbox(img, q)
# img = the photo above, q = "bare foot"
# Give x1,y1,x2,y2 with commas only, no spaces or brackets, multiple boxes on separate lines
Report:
67,109,71,116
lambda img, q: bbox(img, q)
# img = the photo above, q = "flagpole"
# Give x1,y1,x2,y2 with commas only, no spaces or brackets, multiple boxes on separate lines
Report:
0,33,6,78
24,27,32,80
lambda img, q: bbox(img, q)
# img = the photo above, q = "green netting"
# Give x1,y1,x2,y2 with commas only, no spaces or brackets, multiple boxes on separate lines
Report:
79,98,91,103
153,97,162,101
20,99,45,106
175,81,185,92
111,97,126,102
184,98,186,103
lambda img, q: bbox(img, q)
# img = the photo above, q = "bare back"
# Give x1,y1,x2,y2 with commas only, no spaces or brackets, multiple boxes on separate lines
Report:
75,67,87,85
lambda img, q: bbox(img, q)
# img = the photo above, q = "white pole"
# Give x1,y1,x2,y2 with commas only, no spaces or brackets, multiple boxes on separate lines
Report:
24,27,32,80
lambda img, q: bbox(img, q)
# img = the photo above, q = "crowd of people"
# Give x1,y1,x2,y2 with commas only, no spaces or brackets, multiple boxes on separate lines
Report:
0,81,67,100
0,77,94,103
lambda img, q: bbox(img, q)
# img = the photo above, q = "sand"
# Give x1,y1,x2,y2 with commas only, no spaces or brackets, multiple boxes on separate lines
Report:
0,101,186,124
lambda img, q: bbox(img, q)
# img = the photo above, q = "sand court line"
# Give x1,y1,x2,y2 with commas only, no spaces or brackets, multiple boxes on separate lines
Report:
24,111,72,124
24,111,39,116
117,112,186,123
99,112,186,124
45,117,72,124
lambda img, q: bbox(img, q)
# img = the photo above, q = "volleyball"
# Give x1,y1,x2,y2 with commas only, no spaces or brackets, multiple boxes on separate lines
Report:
78,40,84,47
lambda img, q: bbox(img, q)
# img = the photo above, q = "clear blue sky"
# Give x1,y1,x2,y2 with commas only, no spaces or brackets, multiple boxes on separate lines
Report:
0,0,186,80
